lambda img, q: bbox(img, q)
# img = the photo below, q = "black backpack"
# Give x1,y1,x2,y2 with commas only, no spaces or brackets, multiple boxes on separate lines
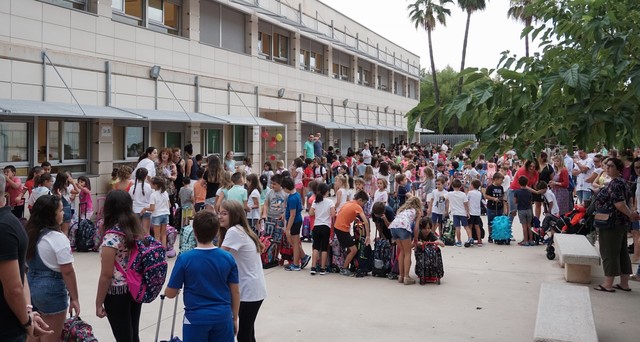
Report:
75,219,98,252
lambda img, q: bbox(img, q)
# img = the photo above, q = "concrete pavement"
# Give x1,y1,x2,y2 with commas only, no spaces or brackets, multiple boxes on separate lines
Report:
70,215,639,342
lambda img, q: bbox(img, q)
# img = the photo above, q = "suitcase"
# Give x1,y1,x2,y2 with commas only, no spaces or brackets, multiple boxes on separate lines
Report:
414,242,444,285
301,216,312,242
155,293,182,342
372,238,391,277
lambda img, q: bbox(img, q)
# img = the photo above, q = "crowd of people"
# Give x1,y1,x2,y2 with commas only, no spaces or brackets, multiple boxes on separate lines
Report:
2,136,640,341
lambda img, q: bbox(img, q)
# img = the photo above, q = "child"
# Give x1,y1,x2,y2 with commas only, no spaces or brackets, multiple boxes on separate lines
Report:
246,174,262,236
77,176,93,220
373,178,388,206
3,165,25,218
363,166,377,198
309,183,335,275
261,174,287,240
145,176,171,251
179,177,195,227
130,168,153,235
334,175,350,213
290,158,305,201
417,217,445,248
114,165,133,191
388,196,423,285
23,166,44,202
356,157,367,178
333,190,371,277
501,165,512,193
467,179,484,246
109,167,119,190
28,173,53,209
537,181,559,217
395,174,408,207
262,161,274,188
193,168,207,212
302,158,314,210
485,172,506,242
226,172,249,211
281,176,310,271
446,179,471,247
52,171,79,236
372,201,394,241
214,171,233,214
428,177,449,237
165,210,240,342
259,174,270,208
275,160,286,175
514,176,534,246
421,167,435,204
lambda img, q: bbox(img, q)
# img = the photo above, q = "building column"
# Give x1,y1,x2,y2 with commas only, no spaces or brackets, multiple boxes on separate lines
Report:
247,13,259,57
183,0,200,41
324,45,332,77
404,75,409,98
351,55,358,84
92,119,114,194
292,31,301,70
187,123,202,155
390,70,395,94
249,126,261,173
353,130,359,151
327,129,334,150
373,130,379,148
373,64,379,90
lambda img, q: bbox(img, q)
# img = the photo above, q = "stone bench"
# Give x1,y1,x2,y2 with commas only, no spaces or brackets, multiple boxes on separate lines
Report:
554,234,601,284
534,283,598,342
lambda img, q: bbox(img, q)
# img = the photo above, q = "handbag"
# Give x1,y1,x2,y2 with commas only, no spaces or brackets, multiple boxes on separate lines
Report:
593,208,615,230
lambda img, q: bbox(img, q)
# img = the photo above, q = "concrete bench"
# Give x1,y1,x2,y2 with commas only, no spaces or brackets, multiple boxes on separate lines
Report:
554,234,601,284
534,283,598,342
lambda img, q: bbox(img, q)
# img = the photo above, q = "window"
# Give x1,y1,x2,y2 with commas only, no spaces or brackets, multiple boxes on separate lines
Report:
148,0,181,35
41,0,90,11
300,50,309,70
165,132,182,148
310,52,322,72
233,126,246,161
258,32,272,56
340,65,350,81
273,33,288,61
37,119,88,172
200,1,245,53
126,127,144,158
112,0,143,19
202,129,222,156
0,122,28,163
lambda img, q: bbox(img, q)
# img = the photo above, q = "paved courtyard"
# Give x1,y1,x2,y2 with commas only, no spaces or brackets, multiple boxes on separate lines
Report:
71,215,639,341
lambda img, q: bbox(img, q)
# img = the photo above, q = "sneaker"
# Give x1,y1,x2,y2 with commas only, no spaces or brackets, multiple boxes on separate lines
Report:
310,266,317,275
488,238,494,243
340,268,354,277
527,241,536,246
319,268,327,275
301,255,311,269
455,241,462,247
286,264,301,271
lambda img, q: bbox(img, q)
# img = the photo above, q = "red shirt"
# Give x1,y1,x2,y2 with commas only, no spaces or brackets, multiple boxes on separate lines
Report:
303,167,314,187
509,166,539,190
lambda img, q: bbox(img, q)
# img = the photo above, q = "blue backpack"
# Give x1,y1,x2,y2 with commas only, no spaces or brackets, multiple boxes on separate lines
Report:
179,225,197,255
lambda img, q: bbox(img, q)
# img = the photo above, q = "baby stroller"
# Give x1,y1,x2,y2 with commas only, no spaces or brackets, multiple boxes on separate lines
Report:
542,205,592,260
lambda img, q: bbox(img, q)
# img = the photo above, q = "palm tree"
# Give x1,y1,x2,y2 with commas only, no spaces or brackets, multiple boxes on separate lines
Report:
456,0,487,94
408,0,453,106
507,0,534,58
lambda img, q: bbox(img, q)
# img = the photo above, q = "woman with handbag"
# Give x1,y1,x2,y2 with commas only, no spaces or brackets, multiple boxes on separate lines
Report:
592,158,640,292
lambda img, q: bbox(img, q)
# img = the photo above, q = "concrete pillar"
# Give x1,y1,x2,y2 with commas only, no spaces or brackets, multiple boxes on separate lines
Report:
404,75,409,98
352,130,359,151
247,14,259,57
373,64,379,90
249,126,261,174
327,129,334,150
324,45,332,77
187,123,202,155
374,130,379,148
351,55,358,84
183,0,200,41
292,31,301,70
92,119,115,194
390,70,395,94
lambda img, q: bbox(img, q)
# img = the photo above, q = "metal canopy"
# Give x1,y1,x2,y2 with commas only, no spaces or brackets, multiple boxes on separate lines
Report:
302,120,355,130
116,108,228,124
0,98,144,120
210,114,284,127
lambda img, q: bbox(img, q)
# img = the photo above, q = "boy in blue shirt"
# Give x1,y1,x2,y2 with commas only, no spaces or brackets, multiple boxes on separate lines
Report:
514,176,534,246
281,176,310,271
165,210,240,341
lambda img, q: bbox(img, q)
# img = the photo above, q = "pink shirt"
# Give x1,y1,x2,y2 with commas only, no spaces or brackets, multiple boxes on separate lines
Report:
5,176,24,206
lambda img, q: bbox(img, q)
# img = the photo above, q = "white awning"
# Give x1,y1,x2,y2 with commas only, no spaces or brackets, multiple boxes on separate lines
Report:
302,120,354,130
116,108,228,124
209,114,284,127
0,99,144,120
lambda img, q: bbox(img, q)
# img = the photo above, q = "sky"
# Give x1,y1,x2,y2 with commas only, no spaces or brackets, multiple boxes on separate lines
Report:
320,0,534,72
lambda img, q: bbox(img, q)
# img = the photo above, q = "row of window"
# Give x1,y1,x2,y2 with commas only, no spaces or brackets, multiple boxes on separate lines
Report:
112,0,181,35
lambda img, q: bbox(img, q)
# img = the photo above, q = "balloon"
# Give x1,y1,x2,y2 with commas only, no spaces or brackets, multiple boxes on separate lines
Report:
271,136,277,142
276,133,283,142
270,154,276,161
261,131,269,139
269,141,277,149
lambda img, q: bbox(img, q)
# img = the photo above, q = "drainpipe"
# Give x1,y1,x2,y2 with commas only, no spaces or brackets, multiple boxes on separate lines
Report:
105,61,111,106
195,76,200,113
227,83,231,115
255,86,259,117
42,51,47,101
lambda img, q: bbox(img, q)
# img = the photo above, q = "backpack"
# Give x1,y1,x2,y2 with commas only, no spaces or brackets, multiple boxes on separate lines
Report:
179,225,197,255
260,235,279,269
301,216,312,242
166,225,178,258
61,316,98,342
107,228,167,303
75,219,98,253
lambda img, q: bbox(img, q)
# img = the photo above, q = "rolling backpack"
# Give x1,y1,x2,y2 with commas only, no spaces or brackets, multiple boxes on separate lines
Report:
260,235,279,269
166,225,178,258
179,224,197,255
301,216,312,242
372,238,392,277
107,227,168,303
353,218,372,277
441,217,456,246
61,316,98,342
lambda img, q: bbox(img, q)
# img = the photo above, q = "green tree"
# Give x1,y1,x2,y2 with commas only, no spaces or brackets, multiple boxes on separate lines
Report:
443,0,640,158
507,0,534,57
407,0,453,106
457,0,487,94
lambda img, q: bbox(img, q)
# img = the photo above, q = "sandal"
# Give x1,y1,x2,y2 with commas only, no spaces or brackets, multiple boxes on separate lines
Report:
614,284,631,292
630,274,640,282
398,277,404,284
593,285,615,293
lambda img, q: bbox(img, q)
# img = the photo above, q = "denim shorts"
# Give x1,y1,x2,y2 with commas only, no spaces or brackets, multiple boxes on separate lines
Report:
151,214,169,226
28,272,68,315
391,227,412,241
62,205,73,223
453,215,468,227
205,197,217,206
632,221,640,231
431,213,444,224
138,212,152,220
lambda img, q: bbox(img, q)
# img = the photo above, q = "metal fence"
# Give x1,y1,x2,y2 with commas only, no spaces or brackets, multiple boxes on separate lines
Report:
419,134,477,147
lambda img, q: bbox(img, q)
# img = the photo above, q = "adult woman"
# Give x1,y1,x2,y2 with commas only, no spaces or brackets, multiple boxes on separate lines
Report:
204,155,224,211
534,152,554,218
219,201,267,342
224,151,236,172
95,190,146,341
156,148,177,224
26,195,80,342
592,158,639,293
507,159,539,218
173,147,185,197
184,144,197,181
132,147,158,181
549,155,572,215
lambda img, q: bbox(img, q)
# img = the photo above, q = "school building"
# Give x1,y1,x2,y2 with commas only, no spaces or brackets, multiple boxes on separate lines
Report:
0,0,420,194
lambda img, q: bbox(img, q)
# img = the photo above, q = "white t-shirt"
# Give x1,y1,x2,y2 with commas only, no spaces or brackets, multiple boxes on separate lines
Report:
575,158,594,191
150,190,170,217
543,190,560,216
446,190,468,216
336,188,349,212
389,208,417,232
37,230,74,272
311,199,335,227
132,158,156,180
221,225,267,302
248,189,261,220
502,175,512,193
430,189,448,215
373,189,388,204
129,181,152,214
294,167,303,185
467,189,483,216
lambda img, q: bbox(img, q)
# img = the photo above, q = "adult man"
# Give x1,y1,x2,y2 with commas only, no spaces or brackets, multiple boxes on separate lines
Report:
441,140,449,153
573,149,595,204
562,148,575,176
362,142,372,165
304,134,315,160
314,133,323,158
0,175,53,341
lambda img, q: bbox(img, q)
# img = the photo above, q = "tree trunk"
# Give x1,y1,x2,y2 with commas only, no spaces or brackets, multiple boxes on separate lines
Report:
428,29,440,106
457,11,472,95
525,33,530,58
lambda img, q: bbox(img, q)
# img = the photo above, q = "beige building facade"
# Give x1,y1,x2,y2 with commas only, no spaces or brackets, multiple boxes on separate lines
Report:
0,0,420,196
